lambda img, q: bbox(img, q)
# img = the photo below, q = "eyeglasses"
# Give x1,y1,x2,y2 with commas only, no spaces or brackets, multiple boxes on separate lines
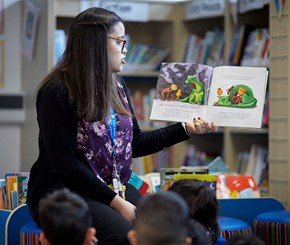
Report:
108,36,127,52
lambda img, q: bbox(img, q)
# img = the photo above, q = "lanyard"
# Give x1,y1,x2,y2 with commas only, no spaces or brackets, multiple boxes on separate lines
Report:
108,108,123,197
109,108,117,157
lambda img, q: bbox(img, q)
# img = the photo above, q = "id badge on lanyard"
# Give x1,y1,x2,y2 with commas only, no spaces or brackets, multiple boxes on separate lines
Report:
109,108,124,198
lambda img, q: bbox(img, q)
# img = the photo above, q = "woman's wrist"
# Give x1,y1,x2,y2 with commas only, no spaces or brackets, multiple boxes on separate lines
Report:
182,122,190,135
110,194,123,211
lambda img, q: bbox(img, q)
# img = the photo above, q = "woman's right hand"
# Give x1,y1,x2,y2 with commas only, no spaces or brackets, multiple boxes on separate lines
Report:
110,195,136,224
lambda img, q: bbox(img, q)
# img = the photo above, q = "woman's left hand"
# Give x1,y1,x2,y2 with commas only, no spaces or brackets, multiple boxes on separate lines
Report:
185,117,217,134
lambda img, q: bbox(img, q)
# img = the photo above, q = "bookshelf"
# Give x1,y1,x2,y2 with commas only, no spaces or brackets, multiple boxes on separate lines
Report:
269,1,290,208
178,2,269,173
20,0,271,197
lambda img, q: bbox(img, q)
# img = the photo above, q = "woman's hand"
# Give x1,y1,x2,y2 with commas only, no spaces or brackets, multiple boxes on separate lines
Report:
110,195,136,224
185,117,217,134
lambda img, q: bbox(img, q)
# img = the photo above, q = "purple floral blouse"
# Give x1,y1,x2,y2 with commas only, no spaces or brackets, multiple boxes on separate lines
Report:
76,80,133,185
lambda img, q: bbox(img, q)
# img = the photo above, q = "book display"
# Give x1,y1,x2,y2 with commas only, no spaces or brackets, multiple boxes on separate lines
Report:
20,0,285,205
150,62,268,128
0,172,30,210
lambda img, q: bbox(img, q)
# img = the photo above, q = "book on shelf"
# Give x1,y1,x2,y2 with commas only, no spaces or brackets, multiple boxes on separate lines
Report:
244,144,268,188
124,36,169,72
150,62,268,128
228,25,255,66
240,28,269,67
0,179,6,209
262,92,269,127
235,151,250,175
54,29,66,64
2,172,30,210
183,29,224,67
141,173,161,194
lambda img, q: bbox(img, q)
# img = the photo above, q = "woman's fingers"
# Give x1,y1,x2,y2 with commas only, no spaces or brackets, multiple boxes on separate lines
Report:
187,117,217,134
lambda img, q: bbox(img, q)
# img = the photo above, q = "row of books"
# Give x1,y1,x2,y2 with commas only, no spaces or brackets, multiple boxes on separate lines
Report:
132,142,222,177
133,148,172,176
235,144,268,192
183,28,225,67
54,30,170,71
183,26,269,68
54,26,268,73
0,172,29,210
130,88,155,129
123,35,170,72
229,26,269,67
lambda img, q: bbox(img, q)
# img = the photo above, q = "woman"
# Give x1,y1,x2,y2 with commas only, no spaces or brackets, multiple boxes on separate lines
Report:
27,7,217,245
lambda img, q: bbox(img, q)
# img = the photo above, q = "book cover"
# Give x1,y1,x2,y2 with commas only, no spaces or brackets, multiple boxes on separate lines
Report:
150,62,268,128
217,174,260,198
160,166,208,191
0,179,6,209
17,175,29,206
142,173,161,193
128,172,149,196
6,176,17,210
173,173,217,193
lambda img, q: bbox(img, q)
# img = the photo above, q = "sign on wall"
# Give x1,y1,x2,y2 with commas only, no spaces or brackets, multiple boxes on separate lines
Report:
80,1,149,22
185,0,225,20
21,1,40,61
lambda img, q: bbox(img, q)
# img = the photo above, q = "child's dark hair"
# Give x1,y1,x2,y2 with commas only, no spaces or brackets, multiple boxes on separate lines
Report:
135,191,191,245
168,179,220,243
38,188,92,245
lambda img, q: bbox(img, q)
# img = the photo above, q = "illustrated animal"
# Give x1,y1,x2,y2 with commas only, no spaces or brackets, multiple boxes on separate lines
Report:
161,83,178,101
179,75,205,104
214,84,257,108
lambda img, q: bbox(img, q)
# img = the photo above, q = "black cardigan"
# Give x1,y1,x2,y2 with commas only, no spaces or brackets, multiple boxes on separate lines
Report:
27,77,189,213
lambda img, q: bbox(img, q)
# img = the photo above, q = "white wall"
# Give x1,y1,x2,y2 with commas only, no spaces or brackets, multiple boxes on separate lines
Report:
0,0,22,178
21,0,53,172
0,0,54,178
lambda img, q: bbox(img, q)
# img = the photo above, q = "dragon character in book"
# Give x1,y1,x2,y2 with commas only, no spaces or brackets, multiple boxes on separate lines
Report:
178,75,205,104
214,84,257,108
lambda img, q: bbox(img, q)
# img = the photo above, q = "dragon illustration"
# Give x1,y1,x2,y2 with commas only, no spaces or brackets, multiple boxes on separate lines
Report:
179,75,205,104
214,84,257,108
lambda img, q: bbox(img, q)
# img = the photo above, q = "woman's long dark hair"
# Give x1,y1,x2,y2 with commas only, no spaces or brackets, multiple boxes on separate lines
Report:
39,7,131,121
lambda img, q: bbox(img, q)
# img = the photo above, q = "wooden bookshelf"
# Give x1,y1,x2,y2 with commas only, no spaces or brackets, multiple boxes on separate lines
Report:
269,1,290,208
178,1,269,174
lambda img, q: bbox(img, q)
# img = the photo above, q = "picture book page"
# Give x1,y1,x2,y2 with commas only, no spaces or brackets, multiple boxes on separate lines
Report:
205,66,268,128
150,63,214,122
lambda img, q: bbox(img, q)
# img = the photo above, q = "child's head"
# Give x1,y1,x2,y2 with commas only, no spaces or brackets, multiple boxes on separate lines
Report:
168,179,220,243
38,188,96,245
128,191,193,245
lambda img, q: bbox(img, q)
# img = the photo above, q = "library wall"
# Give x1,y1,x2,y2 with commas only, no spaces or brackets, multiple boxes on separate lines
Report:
21,0,55,172
0,1,22,178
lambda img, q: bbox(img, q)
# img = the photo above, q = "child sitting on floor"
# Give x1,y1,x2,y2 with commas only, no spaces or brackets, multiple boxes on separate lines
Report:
38,188,97,245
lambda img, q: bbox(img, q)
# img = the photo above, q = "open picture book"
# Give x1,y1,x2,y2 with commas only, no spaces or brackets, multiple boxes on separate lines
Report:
150,63,268,128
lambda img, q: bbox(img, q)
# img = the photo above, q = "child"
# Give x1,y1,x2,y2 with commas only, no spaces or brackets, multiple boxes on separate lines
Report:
38,188,97,245
127,191,210,245
169,179,222,244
